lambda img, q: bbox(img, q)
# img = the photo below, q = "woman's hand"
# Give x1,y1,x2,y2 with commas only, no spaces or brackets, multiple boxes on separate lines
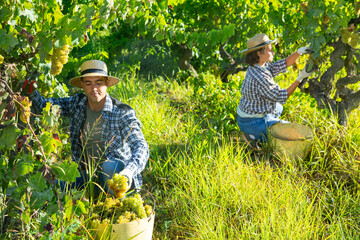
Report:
296,67,314,83
297,46,313,55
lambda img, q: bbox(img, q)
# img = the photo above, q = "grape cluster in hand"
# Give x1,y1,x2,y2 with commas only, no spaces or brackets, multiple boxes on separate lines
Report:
107,173,130,199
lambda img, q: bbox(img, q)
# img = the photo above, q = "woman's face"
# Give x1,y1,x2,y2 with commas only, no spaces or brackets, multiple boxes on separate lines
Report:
258,44,274,65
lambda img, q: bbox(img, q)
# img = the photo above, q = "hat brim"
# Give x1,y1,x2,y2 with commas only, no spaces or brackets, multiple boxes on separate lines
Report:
68,72,120,88
241,39,277,54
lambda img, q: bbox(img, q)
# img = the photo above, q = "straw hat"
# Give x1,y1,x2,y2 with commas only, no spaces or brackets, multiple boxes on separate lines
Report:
68,60,120,88
241,33,277,54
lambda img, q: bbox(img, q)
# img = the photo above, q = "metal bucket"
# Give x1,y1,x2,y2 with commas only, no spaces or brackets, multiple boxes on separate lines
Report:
93,213,155,240
269,122,314,159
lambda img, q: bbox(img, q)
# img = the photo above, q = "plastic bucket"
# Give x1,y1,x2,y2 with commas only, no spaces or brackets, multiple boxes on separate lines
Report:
93,212,155,240
269,122,314,159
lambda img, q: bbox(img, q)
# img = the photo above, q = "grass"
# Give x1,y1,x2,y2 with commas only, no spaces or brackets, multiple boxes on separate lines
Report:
106,69,360,239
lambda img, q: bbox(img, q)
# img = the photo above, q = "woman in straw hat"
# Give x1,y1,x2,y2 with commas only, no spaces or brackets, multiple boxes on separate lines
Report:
26,60,149,195
236,33,313,149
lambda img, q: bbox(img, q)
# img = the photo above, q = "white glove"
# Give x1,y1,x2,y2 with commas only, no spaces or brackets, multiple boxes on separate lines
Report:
297,46,313,55
119,169,133,187
296,67,313,82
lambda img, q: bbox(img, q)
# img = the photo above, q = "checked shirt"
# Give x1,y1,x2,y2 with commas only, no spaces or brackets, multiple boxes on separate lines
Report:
238,59,288,115
31,92,149,188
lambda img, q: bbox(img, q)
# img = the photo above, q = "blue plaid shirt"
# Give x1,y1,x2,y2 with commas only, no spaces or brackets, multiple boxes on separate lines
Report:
238,59,288,115
31,91,149,188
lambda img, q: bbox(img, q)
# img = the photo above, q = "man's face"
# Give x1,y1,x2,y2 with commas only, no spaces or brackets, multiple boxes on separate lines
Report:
81,76,108,104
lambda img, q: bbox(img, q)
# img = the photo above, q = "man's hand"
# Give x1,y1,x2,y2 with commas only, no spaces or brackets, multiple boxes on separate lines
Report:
297,46,314,55
19,79,37,96
296,67,314,83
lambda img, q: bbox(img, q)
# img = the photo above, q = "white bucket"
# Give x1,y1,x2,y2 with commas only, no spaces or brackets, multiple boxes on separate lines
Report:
93,212,155,240
269,122,314,159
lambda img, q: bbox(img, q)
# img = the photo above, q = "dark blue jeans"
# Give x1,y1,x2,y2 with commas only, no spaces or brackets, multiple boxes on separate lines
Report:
237,103,288,143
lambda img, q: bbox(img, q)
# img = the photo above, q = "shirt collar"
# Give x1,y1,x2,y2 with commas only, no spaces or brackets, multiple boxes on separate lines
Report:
102,93,113,113
254,63,271,73
79,94,88,107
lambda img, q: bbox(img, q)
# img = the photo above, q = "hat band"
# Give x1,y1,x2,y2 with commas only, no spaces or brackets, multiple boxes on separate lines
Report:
81,68,107,75
250,40,272,49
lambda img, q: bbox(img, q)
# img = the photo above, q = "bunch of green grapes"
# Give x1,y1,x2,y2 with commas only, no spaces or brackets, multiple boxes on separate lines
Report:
92,193,153,225
122,193,149,219
341,28,359,48
107,173,130,199
349,33,359,49
116,211,138,224
50,44,70,76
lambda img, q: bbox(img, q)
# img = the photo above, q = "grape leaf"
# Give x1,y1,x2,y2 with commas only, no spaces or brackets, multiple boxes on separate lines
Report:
73,200,88,215
0,29,19,51
42,102,61,128
30,172,48,191
39,131,62,154
65,199,85,218
0,124,21,149
0,7,12,22
12,153,35,177
51,161,80,182
30,189,53,210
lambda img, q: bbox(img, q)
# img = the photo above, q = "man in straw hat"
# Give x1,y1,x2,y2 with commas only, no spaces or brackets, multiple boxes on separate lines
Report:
236,33,314,150
24,59,149,195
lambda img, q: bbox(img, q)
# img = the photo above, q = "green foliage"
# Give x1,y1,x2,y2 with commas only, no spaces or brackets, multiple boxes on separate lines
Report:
0,99,84,238
1,0,360,238
191,72,241,133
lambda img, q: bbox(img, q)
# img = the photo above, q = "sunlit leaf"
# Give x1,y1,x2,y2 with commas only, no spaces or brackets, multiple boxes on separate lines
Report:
39,131,62,154
51,161,80,182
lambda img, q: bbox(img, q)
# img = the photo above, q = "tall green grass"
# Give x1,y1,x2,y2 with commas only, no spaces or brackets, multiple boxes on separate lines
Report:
108,70,360,239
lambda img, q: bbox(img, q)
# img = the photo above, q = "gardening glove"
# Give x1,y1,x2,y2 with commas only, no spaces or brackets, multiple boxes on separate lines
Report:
296,66,314,83
297,46,314,55
119,169,133,188
19,79,37,96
